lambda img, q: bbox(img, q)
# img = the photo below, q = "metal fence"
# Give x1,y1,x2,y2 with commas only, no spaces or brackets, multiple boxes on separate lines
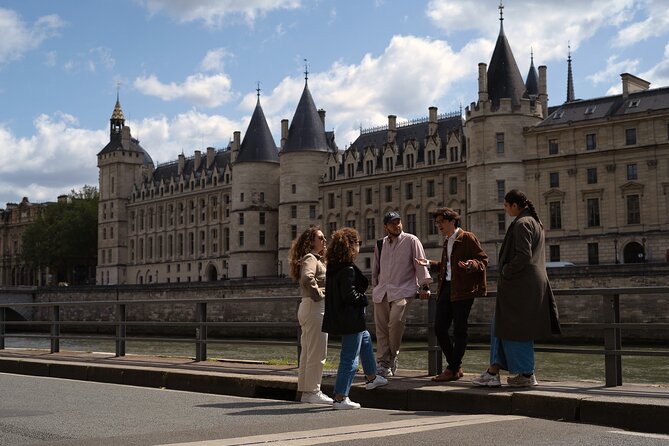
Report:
1,286,668,387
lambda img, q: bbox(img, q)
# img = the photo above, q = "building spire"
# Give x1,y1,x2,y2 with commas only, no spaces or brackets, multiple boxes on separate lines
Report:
499,0,504,22
566,43,575,103
304,58,309,82
256,81,261,100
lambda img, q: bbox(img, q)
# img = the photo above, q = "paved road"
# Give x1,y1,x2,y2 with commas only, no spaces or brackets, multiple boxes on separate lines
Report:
1,373,667,446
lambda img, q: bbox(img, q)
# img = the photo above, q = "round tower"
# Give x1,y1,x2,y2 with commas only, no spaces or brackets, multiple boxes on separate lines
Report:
229,93,280,278
464,4,545,265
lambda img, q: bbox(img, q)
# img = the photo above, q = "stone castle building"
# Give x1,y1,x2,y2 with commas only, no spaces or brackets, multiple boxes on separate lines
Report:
94,10,669,285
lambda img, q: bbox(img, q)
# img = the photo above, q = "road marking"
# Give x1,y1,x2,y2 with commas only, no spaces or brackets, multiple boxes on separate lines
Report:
160,414,525,446
608,431,669,440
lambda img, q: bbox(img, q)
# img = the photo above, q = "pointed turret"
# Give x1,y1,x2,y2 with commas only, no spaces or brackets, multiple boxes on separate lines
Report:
487,2,526,108
566,45,575,103
110,93,125,138
524,49,539,97
282,80,328,153
236,96,278,164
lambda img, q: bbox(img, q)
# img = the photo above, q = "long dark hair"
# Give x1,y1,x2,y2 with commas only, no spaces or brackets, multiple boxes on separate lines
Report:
504,189,543,228
287,226,324,281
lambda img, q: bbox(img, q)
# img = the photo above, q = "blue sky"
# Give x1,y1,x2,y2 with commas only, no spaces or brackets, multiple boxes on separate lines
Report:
1,0,668,206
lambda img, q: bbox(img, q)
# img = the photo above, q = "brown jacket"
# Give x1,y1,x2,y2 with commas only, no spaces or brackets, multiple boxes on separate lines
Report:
495,209,561,341
299,253,326,301
431,229,488,301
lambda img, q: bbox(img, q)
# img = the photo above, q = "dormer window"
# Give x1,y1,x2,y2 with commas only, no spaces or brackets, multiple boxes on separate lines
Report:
584,106,596,115
553,111,564,119
628,99,640,108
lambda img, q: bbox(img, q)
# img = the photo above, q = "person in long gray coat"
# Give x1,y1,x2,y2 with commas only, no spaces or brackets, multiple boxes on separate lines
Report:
473,190,561,388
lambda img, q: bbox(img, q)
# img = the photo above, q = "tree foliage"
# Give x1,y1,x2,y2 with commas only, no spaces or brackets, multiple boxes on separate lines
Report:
21,185,99,284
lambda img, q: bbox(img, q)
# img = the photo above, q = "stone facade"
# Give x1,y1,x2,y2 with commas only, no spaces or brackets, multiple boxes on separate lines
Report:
94,14,668,285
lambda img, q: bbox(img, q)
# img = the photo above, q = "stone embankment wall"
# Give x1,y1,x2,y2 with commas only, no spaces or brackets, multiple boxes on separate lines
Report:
3,264,668,343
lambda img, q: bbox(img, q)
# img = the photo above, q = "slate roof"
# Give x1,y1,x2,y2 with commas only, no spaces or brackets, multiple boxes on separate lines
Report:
537,86,669,128
524,54,539,97
282,81,331,153
151,148,232,185
236,98,279,164
487,21,526,108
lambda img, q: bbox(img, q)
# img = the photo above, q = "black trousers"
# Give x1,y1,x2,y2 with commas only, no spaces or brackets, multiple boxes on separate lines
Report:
434,283,474,372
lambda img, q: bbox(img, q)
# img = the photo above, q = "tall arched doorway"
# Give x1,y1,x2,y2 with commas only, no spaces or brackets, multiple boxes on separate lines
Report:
623,241,645,263
206,264,218,281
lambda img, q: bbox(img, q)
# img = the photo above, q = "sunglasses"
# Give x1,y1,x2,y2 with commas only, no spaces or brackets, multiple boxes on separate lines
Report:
356,240,363,246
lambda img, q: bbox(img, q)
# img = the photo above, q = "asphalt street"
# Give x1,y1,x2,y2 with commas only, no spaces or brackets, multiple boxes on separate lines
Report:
1,372,667,446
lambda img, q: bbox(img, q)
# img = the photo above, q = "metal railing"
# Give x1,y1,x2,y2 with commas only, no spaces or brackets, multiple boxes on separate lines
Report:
1,287,668,387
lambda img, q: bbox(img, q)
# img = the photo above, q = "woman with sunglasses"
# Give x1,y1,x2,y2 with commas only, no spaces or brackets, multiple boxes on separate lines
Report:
322,227,387,410
288,226,332,404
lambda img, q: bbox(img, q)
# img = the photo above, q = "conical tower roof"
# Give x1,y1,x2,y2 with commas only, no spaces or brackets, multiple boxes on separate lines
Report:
566,46,575,103
111,96,125,121
282,81,328,153
524,51,539,97
487,6,526,108
236,97,278,163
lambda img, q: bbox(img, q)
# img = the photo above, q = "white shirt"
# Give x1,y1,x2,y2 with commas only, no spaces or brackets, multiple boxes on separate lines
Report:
445,227,461,281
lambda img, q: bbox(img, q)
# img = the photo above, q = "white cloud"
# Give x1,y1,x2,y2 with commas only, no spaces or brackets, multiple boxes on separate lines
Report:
613,0,669,47
639,41,669,89
134,73,235,107
0,114,105,205
245,34,491,148
587,55,640,92
200,48,230,72
0,8,64,65
136,0,302,27
426,0,635,62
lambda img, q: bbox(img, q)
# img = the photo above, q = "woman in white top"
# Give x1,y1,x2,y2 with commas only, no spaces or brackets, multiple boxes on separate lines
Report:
288,226,332,404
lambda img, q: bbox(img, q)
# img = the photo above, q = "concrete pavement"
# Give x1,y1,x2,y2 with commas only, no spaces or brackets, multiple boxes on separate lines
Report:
0,348,667,435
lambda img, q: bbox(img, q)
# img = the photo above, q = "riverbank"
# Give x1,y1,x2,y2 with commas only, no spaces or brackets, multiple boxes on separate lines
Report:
0,348,667,435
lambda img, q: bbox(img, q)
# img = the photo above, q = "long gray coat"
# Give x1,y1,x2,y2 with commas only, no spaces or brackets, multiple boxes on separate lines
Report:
495,209,561,341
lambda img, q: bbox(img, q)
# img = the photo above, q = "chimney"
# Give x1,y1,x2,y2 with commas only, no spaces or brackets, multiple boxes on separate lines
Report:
57,195,68,204
281,119,289,150
387,115,397,144
428,106,438,135
478,63,489,102
231,131,240,163
178,153,185,176
538,65,548,117
318,109,326,126
206,146,215,168
194,150,201,171
122,126,131,148
621,73,650,98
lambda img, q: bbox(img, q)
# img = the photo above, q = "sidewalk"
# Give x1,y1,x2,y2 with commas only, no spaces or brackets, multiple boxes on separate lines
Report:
0,348,667,435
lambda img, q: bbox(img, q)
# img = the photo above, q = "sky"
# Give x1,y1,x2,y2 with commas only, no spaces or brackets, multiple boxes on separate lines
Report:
1,0,669,206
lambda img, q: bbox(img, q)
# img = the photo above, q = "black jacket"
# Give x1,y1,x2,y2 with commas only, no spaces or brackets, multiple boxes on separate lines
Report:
322,263,369,335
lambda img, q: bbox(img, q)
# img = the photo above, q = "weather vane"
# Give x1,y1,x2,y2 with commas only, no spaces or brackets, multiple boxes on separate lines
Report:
499,0,504,21
256,81,261,99
304,58,309,81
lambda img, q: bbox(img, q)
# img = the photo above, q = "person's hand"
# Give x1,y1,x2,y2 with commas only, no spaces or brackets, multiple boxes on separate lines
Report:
458,260,475,271
418,288,431,300
415,258,430,267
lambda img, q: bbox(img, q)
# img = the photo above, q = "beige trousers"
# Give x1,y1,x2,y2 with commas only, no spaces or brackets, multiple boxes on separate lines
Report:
297,298,328,393
373,296,410,369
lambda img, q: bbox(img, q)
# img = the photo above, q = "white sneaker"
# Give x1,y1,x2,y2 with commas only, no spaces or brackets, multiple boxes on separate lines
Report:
472,370,501,387
507,374,538,387
333,397,361,410
365,375,388,390
301,391,334,405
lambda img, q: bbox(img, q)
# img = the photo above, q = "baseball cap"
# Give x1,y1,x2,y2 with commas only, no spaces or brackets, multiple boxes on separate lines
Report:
383,211,401,225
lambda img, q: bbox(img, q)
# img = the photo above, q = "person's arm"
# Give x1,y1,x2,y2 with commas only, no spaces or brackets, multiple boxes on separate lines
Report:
300,254,324,301
340,266,368,306
458,233,488,272
501,221,533,278
413,238,432,286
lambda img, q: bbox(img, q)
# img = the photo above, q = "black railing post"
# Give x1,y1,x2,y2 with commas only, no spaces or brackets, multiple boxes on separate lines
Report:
603,293,622,387
195,302,207,361
0,307,5,350
427,297,441,376
116,303,126,357
51,305,60,353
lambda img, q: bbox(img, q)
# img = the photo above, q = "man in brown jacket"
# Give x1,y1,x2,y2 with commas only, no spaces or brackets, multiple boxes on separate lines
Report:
417,208,488,381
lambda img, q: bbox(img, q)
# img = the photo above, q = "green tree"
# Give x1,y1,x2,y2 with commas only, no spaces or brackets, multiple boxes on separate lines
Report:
21,185,99,284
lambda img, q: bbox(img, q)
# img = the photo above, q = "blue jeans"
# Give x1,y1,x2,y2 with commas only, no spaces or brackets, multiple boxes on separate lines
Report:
489,316,535,375
334,330,377,397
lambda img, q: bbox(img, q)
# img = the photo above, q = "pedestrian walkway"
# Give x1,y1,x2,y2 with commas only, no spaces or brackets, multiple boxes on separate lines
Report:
0,348,667,435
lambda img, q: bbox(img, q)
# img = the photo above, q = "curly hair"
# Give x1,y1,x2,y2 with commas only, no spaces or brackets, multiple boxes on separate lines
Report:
287,226,324,281
325,227,360,267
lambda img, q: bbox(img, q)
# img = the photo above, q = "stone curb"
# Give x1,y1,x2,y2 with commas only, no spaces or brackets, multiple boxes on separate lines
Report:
0,357,667,435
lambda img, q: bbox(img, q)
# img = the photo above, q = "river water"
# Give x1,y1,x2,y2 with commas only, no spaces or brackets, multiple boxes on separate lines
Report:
3,334,668,385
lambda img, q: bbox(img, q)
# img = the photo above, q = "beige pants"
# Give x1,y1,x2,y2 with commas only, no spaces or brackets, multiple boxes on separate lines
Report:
373,296,410,370
297,298,328,393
